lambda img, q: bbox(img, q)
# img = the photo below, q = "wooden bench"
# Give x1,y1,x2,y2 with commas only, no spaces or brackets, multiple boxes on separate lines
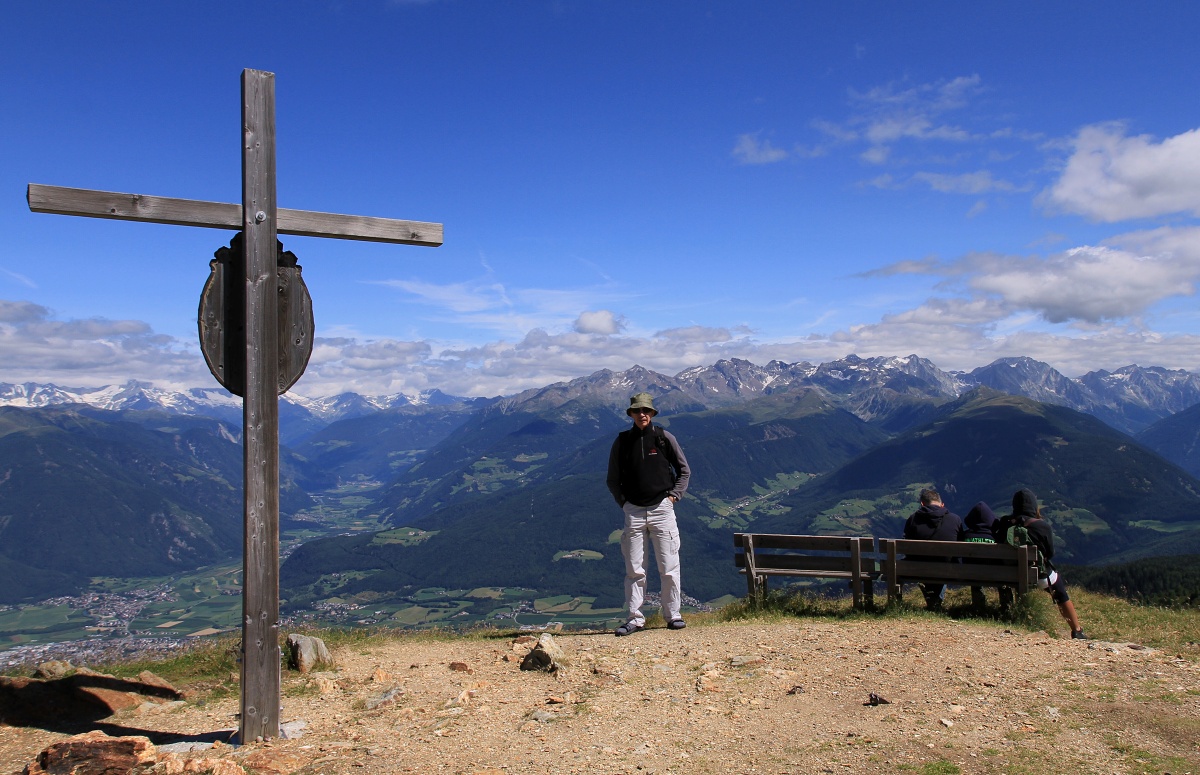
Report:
733,533,878,608
878,538,1040,606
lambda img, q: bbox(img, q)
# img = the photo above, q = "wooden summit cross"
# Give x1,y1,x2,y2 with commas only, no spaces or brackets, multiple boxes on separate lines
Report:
26,69,442,742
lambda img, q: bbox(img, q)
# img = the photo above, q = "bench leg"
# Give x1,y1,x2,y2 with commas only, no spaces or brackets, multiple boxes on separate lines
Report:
745,573,766,608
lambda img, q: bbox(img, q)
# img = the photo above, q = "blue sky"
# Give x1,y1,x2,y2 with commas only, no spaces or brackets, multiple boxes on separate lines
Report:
4,2,1200,398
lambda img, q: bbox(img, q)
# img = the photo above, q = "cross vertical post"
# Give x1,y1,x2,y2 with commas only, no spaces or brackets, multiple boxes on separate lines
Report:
240,69,281,742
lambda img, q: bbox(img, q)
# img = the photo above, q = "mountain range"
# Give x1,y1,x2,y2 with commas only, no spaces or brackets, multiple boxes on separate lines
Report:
6,354,1200,605
7,354,1200,437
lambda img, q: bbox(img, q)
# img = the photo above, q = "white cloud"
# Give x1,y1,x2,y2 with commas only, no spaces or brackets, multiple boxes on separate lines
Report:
0,299,207,388
732,133,789,165
8,228,1200,397
376,274,629,339
0,269,37,289
0,300,49,324
848,75,981,146
860,146,890,165
811,118,858,144
912,170,1023,195
1041,123,1200,221
379,278,508,314
654,325,734,343
967,244,1197,323
574,310,625,335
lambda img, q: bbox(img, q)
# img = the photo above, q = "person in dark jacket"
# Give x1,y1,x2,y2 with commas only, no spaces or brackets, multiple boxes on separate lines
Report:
995,488,1085,639
960,501,1013,610
606,392,691,636
902,488,963,610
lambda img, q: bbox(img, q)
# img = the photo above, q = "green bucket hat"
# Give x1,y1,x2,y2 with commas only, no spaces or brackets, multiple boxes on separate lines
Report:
627,392,658,416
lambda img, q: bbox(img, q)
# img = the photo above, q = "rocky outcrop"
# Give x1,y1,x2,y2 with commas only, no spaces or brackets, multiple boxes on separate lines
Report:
22,731,156,775
286,634,333,674
0,669,184,725
519,633,567,675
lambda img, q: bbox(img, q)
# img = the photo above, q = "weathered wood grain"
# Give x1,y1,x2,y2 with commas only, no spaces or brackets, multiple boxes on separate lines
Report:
28,184,443,246
240,68,282,743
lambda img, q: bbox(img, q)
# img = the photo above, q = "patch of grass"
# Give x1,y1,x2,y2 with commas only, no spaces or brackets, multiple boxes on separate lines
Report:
106,635,239,685
1068,588,1200,653
713,588,872,622
713,580,1200,653
920,761,960,775
1109,742,1196,775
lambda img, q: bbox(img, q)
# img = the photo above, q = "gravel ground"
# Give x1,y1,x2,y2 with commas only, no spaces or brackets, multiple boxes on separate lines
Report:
4,618,1200,774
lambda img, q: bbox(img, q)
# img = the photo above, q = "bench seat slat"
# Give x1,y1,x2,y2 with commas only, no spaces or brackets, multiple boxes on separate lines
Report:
738,568,864,579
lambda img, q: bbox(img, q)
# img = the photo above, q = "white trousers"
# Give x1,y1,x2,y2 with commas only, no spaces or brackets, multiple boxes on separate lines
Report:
621,497,682,626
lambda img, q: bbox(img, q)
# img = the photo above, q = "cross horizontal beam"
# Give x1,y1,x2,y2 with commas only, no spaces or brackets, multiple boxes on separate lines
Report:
27,183,443,247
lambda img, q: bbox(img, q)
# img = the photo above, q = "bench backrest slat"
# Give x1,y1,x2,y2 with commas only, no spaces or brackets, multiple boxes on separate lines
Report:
882,538,1023,561
733,533,863,552
734,554,875,573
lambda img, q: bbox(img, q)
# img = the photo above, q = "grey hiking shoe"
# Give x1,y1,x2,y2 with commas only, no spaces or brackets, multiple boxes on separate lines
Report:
615,621,644,636
1071,629,1087,640
667,619,686,630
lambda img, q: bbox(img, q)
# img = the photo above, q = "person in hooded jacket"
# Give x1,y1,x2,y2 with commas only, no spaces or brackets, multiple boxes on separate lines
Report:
960,501,1014,611
902,488,964,609
994,488,1086,639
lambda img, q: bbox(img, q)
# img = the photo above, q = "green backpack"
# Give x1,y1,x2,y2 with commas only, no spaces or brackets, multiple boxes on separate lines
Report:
998,516,1049,577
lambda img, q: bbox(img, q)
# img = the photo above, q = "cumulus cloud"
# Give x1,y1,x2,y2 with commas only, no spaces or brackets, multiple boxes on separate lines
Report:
573,310,625,335
0,299,206,388
0,300,50,324
966,245,1196,323
1041,123,1200,221
7,230,1200,398
7,282,1200,399
792,306,1200,377
733,133,788,165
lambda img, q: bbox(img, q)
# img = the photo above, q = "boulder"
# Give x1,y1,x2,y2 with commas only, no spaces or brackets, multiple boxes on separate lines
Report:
519,633,567,675
286,634,333,673
22,730,156,775
136,671,184,699
34,661,73,680
240,751,307,775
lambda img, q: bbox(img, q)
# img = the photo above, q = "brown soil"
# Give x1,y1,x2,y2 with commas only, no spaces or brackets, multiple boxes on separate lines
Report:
3,618,1199,774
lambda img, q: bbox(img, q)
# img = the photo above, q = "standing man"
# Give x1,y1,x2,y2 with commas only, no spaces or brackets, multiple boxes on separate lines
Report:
902,487,964,610
606,392,691,636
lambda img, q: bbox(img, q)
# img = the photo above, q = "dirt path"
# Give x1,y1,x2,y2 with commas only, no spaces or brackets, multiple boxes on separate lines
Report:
3,618,1199,774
